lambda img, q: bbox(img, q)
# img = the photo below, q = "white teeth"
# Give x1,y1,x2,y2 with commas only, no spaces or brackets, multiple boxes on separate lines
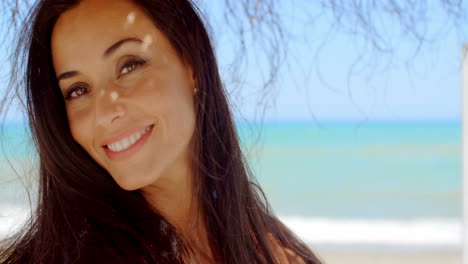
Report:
107,126,151,152
129,134,137,144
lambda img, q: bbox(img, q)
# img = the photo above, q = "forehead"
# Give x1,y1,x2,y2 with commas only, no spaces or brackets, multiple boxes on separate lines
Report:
51,0,159,71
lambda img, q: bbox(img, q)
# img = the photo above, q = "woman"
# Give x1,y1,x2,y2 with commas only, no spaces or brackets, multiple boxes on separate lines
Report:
0,0,323,263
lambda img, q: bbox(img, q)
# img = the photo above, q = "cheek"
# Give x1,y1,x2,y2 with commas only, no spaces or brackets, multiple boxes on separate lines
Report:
137,76,196,146
164,88,196,147
67,108,94,152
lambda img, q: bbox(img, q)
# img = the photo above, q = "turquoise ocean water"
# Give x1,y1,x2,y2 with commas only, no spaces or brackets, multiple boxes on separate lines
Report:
0,121,462,246
238,121,461,220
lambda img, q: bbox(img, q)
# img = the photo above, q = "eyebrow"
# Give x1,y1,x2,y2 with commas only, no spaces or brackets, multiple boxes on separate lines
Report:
57,37,142,82
57,71,79,82
102,37,142,58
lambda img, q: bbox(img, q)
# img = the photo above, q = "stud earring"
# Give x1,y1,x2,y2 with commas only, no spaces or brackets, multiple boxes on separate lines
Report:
193,87,198,95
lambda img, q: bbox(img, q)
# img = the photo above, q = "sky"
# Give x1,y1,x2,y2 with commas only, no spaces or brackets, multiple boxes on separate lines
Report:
0,1,466,123
204,1,466,122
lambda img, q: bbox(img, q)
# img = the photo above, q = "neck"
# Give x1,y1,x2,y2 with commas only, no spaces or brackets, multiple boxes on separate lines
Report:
139,158,214,262
140,162,198,234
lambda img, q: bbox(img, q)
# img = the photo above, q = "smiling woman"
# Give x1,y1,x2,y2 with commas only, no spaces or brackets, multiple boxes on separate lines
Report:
52,2,198,192
0,0,323,263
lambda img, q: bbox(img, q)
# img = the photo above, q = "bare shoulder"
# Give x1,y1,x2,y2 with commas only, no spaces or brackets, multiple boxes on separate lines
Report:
266,233,307,264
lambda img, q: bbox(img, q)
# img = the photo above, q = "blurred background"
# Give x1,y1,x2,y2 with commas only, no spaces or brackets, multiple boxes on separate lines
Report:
0,1,466,263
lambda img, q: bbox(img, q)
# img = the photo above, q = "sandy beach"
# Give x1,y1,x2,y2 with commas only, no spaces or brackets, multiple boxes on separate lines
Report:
317,251,460,264
312,244,461,264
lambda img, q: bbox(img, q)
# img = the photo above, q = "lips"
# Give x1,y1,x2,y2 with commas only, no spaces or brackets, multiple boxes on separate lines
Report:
107,125,151,152
102,124,154,161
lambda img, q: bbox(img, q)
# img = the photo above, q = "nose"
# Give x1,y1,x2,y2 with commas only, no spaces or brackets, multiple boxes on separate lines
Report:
93,87,125,126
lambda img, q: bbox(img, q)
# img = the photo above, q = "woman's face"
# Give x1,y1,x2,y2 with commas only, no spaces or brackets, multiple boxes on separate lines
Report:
51,0,197,190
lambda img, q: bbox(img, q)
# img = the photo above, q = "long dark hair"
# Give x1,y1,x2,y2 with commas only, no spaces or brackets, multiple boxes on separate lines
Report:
0,0,323,263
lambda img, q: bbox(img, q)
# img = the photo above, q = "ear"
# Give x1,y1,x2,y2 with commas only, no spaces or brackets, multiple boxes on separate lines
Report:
186,64,197,95
191,70,196,91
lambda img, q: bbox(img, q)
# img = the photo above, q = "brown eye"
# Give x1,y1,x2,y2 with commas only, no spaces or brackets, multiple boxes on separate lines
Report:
118,58,146,77
121,63,137,75
64,85,89,101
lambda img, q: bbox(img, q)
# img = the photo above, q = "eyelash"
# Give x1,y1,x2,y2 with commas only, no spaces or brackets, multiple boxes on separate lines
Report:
64,84,88,101
118,58,147,78
63,58,147,101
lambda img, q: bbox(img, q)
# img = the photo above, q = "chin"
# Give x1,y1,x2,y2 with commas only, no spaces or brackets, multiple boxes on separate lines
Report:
116,181,142,191
113,172,161,191
112,175,145,191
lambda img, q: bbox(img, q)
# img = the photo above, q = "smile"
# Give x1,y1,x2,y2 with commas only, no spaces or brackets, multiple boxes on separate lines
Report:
103,124,154,161
107,125,151,152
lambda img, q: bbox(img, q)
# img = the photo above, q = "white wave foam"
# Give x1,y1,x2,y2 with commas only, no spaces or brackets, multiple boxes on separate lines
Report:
279,215,462,247
1,207,462,248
